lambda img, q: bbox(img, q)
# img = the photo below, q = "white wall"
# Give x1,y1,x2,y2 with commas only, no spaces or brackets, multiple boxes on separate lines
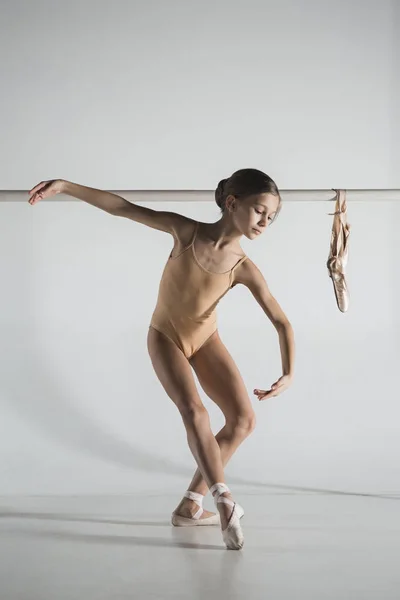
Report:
1,0,399,497
0,0,398,190
0,197,399,496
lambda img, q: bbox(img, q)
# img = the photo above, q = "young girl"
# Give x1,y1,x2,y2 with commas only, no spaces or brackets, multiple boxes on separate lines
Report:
28,168,295,550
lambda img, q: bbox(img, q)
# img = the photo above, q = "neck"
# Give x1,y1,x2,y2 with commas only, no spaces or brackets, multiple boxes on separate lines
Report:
205,216,242,249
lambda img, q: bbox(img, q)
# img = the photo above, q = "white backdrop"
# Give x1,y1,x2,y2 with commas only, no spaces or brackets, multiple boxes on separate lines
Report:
0,196,399,496
0,0,398,190
1,0,399,498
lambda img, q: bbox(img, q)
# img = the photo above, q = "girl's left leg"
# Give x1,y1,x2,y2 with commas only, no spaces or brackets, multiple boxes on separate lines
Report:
173,330,256,519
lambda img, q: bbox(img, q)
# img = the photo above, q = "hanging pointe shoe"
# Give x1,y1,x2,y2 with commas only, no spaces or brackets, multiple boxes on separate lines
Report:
327,189,351,313
209,482,244,550
171,491,220,527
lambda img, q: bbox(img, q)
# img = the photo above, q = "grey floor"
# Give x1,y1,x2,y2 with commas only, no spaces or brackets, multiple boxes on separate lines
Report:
0,490,399,600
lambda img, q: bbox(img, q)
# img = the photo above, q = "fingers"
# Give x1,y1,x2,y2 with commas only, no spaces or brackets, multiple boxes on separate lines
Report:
256,392,274,401
257,392,270,401
253,375,292,402
29,181,46,195
28,181,52,205
28,192,43,205
254,386,281,395
253,385,286,401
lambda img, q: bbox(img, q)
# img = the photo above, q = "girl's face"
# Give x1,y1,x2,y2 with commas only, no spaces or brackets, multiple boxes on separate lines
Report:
230,193,280,239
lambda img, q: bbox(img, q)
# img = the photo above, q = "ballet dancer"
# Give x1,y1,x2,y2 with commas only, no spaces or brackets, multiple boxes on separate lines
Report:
28,168,295,550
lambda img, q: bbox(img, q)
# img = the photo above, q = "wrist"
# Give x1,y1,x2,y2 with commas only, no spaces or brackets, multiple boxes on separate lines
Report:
59,179,68,194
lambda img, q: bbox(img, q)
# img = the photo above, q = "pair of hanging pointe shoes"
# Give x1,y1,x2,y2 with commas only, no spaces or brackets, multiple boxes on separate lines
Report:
327,189,351,313
171,483,244,550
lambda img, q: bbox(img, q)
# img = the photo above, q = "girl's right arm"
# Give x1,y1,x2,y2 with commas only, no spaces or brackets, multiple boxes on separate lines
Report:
28,179,192,237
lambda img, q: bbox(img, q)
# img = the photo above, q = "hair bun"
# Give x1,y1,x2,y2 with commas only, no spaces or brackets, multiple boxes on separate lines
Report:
215,178,228,208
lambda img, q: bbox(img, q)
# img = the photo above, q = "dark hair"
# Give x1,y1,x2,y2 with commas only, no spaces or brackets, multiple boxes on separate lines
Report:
215,168,282,223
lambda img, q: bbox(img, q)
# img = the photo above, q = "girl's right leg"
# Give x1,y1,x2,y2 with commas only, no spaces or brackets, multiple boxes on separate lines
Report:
147,326,242,541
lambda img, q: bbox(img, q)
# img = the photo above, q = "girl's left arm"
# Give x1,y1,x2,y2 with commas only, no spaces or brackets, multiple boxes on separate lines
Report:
234,259,295,400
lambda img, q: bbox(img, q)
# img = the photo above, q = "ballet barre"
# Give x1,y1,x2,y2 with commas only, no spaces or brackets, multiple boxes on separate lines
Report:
1,189,400,202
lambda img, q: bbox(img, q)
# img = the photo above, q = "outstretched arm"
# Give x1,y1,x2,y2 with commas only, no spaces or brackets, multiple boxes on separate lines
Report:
28,179,192,237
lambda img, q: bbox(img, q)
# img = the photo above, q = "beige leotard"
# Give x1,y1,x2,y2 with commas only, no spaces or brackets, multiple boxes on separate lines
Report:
150,221,248,359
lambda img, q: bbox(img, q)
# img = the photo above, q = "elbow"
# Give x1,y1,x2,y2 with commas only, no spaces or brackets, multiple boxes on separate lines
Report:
110,205,121,217
275,319,293,333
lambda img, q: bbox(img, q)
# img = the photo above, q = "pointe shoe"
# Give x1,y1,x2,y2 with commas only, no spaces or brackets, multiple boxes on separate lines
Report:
210,482,244,550
327,189,350,313
171,491,220,527
171,490,245,527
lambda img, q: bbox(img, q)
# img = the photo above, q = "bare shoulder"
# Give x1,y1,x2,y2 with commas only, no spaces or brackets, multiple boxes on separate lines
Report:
232,257,266,289
175,217,198,246
232,257,290,328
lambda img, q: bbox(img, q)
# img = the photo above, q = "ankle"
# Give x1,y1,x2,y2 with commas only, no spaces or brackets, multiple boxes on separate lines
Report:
185,490,204,502
210,482,230,499
175,490,205,519
176,498,200,518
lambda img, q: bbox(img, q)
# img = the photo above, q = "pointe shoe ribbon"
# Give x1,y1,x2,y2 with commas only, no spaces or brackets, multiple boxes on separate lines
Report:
327,189,351,313
209,482,244,550
171,489,244,527
171,490,220,527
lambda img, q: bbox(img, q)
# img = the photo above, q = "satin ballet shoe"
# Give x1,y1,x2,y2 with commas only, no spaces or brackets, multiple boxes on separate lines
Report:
209,482,244,550
327,256,350,313
171,490,245,527
171,490,220,527
327,189,351,313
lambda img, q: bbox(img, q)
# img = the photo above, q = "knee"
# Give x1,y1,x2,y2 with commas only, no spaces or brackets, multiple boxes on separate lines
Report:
228,412,257,439
177,401,208,428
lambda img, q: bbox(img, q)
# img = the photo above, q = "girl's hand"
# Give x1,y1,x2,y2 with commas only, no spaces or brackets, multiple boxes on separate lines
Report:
28,179,65,205
253,374,292,401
